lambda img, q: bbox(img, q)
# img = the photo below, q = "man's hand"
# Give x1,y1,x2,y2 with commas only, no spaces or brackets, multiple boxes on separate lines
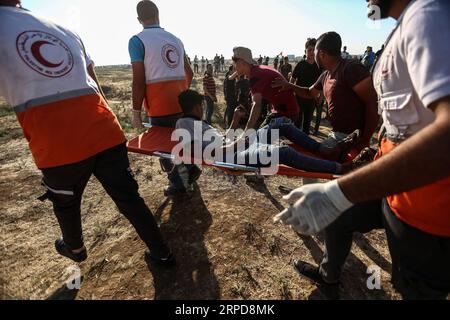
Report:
274,180,354,235
271,77,293,92
132,109,144,129
234,106,248,118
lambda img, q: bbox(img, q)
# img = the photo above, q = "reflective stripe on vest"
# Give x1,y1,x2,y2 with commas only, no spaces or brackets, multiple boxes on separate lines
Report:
376,139,450,237
14,87,97,113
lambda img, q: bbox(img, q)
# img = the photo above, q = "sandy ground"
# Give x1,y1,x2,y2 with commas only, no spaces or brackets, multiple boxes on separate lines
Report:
0,66,401,300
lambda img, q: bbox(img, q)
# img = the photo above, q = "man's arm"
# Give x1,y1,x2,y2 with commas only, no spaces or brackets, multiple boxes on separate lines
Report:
87,63,107,102
339,96,450,203
272,77,321,100
131,62,146,111
131,61,147,129
244,93,262,131
351,76,379,150
184,55,194,88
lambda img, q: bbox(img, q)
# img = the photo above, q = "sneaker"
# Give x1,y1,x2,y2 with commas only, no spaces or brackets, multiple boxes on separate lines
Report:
163,184,187,197
55,239,87,263
337,129,361,162
293,260,340,300
320,130,360,162
188,165,202,185
352,147,377,169
144,250,176,267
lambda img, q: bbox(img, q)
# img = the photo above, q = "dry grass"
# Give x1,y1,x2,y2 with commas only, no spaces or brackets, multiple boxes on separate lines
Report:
0,66,401,300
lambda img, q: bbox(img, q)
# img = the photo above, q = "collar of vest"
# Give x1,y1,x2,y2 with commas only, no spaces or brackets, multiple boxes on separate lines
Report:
143,24,161,29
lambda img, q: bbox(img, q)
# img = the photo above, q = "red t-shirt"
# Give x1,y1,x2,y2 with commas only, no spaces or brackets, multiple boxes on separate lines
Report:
249,65,299,119
313,59,371,134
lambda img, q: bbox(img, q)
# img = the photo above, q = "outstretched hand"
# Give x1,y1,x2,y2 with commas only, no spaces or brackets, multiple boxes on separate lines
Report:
271,77,292,92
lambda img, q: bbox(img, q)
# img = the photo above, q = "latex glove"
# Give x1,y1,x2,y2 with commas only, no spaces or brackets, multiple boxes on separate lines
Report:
132,109,144,129
274,180,353,235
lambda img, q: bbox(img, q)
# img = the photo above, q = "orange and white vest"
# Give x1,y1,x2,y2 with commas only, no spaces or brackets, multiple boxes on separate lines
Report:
373,0,450,237
135,28,188,118
0,7,125,169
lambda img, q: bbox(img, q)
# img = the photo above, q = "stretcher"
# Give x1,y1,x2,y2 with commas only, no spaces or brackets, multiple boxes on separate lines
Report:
127,125,352,180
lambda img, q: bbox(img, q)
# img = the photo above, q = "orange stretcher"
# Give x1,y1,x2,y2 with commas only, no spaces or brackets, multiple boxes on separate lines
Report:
127,125,352,180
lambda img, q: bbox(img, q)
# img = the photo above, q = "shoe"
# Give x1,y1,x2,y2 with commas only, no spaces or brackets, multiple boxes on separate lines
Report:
144,250,176,267
352,147,377,169
163,184,187,197
320,130,360,162
337,130,361,161
293,260,340,299
188,165,202,185
55,239,87,263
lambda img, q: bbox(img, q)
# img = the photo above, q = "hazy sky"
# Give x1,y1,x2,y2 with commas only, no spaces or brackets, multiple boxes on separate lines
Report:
23,0,396,66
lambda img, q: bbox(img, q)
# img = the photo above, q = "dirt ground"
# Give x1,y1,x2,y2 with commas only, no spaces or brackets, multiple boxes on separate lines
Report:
0,65,401,300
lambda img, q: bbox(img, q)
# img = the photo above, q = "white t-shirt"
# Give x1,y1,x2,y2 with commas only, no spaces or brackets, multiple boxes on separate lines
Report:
175,117,236,162
373,0,450,138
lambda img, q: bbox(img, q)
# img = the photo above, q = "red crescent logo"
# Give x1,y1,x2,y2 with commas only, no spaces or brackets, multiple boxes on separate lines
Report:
31,40,63,68
161,44,180,69
16,30,74,78
166,49,176,64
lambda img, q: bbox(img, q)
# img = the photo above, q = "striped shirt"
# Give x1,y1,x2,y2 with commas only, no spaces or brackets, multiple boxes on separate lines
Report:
203,74,216,99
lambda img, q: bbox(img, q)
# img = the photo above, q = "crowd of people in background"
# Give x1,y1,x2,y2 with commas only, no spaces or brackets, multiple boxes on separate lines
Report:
187,41,384,136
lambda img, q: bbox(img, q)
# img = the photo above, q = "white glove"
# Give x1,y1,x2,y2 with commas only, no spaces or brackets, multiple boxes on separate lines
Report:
274,180,353,235
132,109,144,129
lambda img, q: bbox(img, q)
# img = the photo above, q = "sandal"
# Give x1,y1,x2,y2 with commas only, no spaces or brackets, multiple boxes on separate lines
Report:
55,239,87,263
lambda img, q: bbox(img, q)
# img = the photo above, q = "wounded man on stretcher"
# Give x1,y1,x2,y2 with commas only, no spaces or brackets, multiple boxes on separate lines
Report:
174,90,361,175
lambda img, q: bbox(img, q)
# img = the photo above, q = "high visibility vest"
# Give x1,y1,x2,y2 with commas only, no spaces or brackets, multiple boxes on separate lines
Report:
372,0,450,237
376,140,450,237
135,27,188,118
0,7,125,169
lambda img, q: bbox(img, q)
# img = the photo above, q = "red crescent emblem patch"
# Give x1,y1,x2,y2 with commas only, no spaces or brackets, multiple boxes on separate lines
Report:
16,30,74,78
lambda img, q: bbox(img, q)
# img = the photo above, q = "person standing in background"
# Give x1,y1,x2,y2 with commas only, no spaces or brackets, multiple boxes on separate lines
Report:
203,63,217,124
224,65,237,127
280,56,293,81
291,38,323,134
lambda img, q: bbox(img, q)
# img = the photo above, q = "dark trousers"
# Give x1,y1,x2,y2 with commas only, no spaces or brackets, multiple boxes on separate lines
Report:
149,114,195,189
225,97,237,127
296,97,316,135
319,199,450,299
41,144,169,258
204,96,215,124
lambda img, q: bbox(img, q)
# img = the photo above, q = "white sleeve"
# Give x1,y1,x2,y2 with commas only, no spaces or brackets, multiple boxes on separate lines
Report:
175,119,195,143
403,2,450,108
85,51,94,68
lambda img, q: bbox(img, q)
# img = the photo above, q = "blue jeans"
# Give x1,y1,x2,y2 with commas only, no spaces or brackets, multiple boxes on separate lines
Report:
264,116,321,151
237,117,338,174
204,96,215,124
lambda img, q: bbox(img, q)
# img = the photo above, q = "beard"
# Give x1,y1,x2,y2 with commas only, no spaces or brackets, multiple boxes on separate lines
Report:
367,0,393,20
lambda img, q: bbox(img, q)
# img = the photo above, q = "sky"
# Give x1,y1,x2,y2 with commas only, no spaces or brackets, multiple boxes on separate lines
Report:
22,0,396,66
